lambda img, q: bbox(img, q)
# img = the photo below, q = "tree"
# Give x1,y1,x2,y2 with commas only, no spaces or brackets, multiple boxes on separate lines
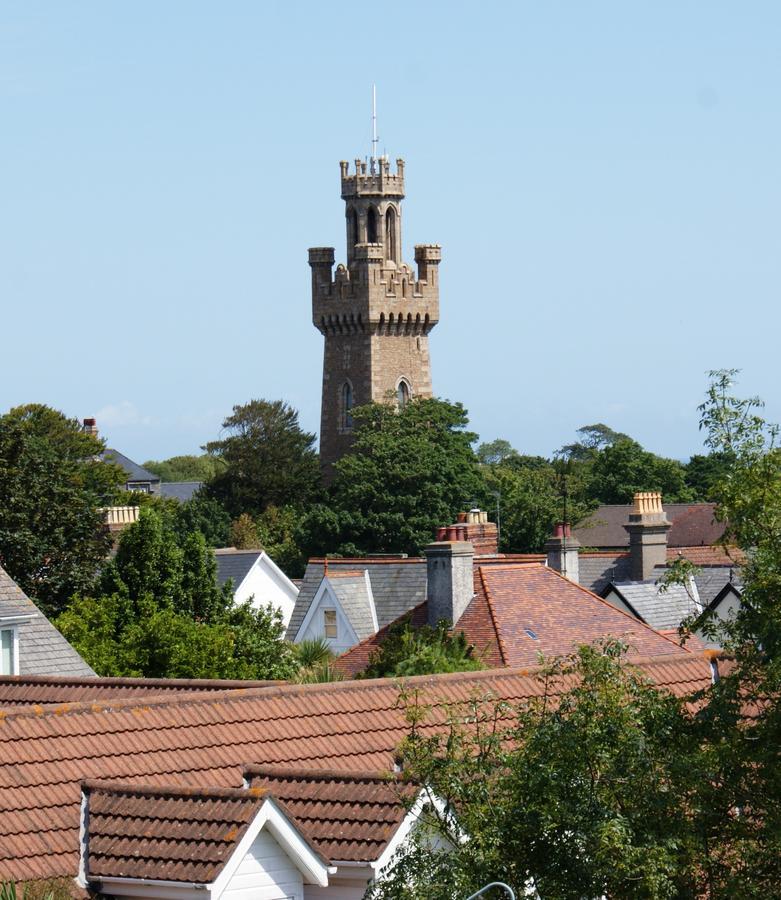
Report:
299,398,484,557
205,399,321,517
57,507,298,680
142,454,221,483
684,451,735,501
172,490,232,548
230,513,261,550
361,618,483,679
559,422,631,461
368,642,699,899
0,404,124,616
585,437,694,505
475,438,515,466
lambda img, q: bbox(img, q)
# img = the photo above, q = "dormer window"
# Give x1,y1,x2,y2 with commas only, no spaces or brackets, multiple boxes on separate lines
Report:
0,628,18,676
323,609,337,639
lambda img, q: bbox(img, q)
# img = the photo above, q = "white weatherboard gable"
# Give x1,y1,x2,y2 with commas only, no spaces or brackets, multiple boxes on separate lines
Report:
294,577,360,654
364,570,379,633
212,797,333,897
230,552,299,629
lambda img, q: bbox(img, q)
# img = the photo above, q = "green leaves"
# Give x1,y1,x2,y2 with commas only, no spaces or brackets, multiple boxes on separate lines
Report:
0,403,124,615
361,618,483,679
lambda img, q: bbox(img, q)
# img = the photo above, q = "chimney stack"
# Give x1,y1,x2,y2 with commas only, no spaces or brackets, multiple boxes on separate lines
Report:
82,418,98,437
624,491,671,581
545,522,581,583
434,509,498,556
424,539,475,627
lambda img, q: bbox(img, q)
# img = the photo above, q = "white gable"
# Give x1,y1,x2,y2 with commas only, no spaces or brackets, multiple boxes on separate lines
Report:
233,552,299,630
218,828,304,900
294,578,360,655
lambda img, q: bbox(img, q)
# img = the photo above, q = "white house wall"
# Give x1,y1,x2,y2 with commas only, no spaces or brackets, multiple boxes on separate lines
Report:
218,829,304,900
297,599,358,655
236,561,297,630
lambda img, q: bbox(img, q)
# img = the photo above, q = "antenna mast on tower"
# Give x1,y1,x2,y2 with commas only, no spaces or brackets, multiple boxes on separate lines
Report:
371,84,379,173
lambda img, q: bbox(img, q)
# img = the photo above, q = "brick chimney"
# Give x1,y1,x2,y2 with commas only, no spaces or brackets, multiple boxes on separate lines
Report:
82,418,98,437
424,539,475,627
545,522,580,582
624,491,671,581
434,509,498,556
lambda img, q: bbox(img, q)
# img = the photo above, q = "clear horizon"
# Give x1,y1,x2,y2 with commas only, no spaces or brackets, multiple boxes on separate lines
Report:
2,2,779,463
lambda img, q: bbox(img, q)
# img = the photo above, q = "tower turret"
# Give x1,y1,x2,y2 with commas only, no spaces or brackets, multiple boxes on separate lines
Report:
309,157,441,476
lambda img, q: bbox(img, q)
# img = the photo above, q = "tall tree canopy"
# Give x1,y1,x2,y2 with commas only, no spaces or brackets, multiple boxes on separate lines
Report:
205,399,321,518
299,398,483,557
0,404,124,615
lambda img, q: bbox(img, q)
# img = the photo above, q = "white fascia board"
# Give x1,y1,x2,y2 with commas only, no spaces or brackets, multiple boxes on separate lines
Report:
90,877,207,900
372,788,460,875
294,577,359,648
364,570,379,633
259,551,300,598
211,797,332,895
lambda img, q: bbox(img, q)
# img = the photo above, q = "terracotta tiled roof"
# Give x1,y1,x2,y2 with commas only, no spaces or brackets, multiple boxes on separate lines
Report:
0,675,280,710
0,660,714,882
244,766,417,863
666,546,744,566
336,563,691,676
83,781,270,883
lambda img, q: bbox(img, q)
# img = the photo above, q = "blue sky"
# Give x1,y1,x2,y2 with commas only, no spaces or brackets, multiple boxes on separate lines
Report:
1,2,779,463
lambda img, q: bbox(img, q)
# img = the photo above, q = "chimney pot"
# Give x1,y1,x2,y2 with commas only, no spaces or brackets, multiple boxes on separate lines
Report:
436,527,447,541
446,525,458,541
456,512,468,524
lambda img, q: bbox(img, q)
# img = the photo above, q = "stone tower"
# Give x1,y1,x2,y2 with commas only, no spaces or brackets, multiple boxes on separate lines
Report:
309,157,441,474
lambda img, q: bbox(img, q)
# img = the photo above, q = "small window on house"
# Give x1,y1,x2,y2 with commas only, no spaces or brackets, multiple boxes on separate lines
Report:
397,379,410,408
1,628,17,675
323,609,337,639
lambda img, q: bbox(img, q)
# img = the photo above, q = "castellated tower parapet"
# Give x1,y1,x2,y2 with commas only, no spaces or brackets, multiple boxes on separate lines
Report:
309,157,441,476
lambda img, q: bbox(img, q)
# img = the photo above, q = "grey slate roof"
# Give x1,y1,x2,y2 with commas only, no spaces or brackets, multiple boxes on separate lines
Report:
578,553,631,595
328,574,376,641
101,449,160,485
0,565,95,677
604,579,700,631
214,551,262,589
160,481,203,502
695,568,742,607
287,559,427,641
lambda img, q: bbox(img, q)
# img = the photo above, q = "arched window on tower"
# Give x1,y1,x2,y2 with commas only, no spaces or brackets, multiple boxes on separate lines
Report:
347,208,358,248
385,207,397,262
341,381,354,430
397,379,410,408
367,206,378,243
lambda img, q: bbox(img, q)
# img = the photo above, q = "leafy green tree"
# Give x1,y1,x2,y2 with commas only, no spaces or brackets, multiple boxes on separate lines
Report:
230,513,261,550
256,504,306,576
585,437,694,505
684,451,734,501
475,438,515,466
300,398,483,557
172,490,232,548
57,507,297,680
361,618,483,679
559,422,631,461
142,453,221,483
0,404,124,615
205,399,321,518
368,642,699,899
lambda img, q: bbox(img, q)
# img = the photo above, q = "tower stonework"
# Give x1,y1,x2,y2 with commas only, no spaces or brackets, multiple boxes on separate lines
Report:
309,157,440,475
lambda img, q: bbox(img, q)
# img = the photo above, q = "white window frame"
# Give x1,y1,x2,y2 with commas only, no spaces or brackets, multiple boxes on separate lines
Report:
323,608,338,639
0,626,19,676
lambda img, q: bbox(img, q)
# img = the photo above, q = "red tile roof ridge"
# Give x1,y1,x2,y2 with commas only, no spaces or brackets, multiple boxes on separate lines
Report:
0,674,279,690
477,566,508,666
82,780,270,801
540,566,695,655
243,764,407,784
325,571,366,578
0,651,708,725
